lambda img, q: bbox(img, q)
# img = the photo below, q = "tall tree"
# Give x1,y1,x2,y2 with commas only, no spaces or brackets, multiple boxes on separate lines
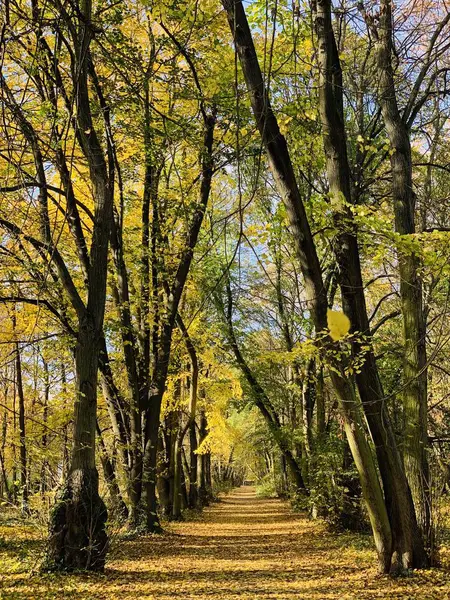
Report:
12,312,28,513
0,0,114,570
45,0,114,569
312,0,426,569
360,0,450,549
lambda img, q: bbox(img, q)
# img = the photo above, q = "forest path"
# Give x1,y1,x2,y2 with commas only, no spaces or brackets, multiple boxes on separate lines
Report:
2,487,450,599
104,486,449,600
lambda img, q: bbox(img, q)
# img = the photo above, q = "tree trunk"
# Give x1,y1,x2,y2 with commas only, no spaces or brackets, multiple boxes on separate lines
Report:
302,359,315,459
181,447,190,508
373,0,430,551
312,0,427,570
13,316,28,514
61,362,70,482
109,216,143,528
277,454,288,497
205,452,212,496
46,321,108,571
12,364,17,505
40,357,49,495
316,366,326,437
172,434,184,520
96,422,128,519
0,401,10,500
188,420,199,508
98,338,136,519
156,431,171,517
198,409,210,506
141,113,216,531
142,398,163,532
45,33,113,570
173,355,199,520
177,314,200,510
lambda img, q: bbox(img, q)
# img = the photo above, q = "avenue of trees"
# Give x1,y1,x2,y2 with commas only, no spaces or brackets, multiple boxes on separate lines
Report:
1,0,450,576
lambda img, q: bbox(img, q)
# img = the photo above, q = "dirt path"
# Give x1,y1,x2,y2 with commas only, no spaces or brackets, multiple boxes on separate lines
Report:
2,487,450,599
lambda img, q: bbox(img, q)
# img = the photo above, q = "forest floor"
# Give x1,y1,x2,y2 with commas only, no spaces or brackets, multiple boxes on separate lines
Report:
1,487,450,599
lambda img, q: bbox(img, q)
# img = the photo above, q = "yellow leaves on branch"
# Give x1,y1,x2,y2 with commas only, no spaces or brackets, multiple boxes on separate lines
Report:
327,309,351,341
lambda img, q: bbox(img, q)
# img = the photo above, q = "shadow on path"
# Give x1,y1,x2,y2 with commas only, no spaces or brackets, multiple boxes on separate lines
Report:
2,487,450,599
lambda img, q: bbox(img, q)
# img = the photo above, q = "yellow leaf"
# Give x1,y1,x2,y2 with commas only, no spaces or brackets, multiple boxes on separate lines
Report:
327,309,351,341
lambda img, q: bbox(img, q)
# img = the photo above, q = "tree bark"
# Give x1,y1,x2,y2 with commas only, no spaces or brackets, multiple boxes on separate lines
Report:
47,320,109,571
141,112,216,531
45,0,114,571
312,0,427,570
60,363,70,482
372,0,430,551
12,314,28,514
302,358,315,459
188,420,199,508
177,313,199,509
156,430,171,517
0,402,10,500
40,357,49,495
316,366,326,437
198,409,210,506
96,422,128,519
172,433,184,520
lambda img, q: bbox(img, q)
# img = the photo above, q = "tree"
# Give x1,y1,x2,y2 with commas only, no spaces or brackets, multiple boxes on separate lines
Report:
1,0,114,570
312,0,427,569
359,0,450,550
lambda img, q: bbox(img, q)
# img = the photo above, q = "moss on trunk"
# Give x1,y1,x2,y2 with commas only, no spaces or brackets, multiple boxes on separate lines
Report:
44,468,108,572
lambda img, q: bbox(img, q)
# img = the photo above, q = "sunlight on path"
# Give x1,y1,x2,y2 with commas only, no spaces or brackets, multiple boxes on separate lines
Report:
1,487,450,599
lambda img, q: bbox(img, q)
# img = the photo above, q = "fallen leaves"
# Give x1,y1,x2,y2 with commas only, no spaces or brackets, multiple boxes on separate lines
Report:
0,488,449,599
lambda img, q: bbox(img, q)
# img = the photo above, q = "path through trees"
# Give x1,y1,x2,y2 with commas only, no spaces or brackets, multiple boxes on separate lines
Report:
1,487,450,599
2,0,450,587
